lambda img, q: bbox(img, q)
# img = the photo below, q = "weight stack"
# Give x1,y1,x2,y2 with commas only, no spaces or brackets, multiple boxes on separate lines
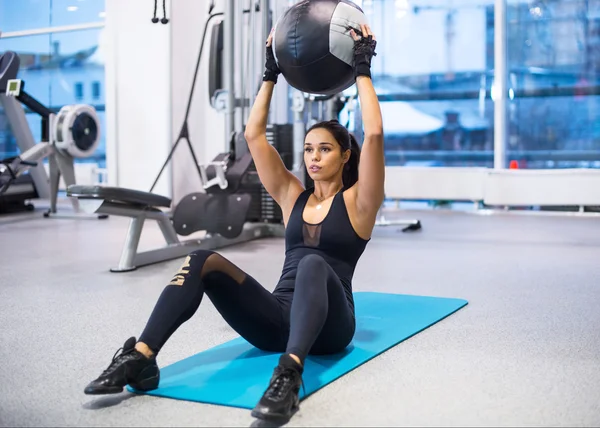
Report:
268,124,294,170
241,124,294,224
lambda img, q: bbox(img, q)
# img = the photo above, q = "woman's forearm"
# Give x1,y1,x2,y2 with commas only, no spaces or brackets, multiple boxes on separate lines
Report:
244,81,276,140
356,76,383,137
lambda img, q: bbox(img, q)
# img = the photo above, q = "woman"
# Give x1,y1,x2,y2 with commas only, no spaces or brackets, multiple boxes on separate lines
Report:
84,24,383,425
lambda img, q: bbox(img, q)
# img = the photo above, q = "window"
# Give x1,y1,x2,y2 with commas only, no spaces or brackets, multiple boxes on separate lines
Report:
341,0,599,170
342,0,495,168
506,0,600,169
49,0,106,27
0,0,105,33
0,1,106,169
0,1,52,32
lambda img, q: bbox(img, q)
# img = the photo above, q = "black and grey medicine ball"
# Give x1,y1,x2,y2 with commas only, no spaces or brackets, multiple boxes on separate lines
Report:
273,0,366,95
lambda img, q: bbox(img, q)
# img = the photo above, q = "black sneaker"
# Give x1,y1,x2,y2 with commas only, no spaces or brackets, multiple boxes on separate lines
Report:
84,337,160,395
251,354,305,425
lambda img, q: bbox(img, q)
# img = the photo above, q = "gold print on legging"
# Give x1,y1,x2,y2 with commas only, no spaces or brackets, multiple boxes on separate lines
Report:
302,223,322,247
169,256,191,286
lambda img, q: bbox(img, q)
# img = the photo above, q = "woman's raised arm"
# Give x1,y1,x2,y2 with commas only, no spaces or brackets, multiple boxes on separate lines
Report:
351,24,385,216
244,32,303,209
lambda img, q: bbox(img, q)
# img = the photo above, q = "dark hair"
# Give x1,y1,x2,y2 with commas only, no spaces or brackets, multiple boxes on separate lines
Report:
306,120,361,189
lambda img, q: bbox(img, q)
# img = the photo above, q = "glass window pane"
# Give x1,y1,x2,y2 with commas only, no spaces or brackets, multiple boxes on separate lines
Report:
0,0,51,32
50,0,106,27
0,0,105,33
507,0,600,169
0,34,53,105
47,28,106,106
353,0,495,168
0,28,105,167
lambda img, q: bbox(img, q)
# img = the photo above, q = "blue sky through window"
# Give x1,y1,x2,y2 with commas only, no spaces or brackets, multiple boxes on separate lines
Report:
0,0,105,55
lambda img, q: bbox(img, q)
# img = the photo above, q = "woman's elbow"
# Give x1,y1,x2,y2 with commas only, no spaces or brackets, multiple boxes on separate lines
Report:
364,129,384,141
244,129,262,143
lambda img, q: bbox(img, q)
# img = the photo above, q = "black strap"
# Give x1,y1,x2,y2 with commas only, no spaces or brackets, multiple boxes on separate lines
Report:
162,0,169,24
152,0,168,24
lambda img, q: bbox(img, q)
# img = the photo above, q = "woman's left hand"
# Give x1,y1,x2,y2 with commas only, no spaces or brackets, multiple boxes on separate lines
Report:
349,23,378,79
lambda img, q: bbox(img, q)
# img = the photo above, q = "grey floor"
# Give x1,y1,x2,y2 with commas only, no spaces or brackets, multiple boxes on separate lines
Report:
1,200,599,427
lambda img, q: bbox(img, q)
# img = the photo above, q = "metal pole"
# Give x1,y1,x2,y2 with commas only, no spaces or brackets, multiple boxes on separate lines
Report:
493,0,507,169
354,96,364,143
261,0,271,124
271,0,289,125
249,0,257,117
224,0,235,140
261,0,270,50
237,1,245,131
291,91,305,172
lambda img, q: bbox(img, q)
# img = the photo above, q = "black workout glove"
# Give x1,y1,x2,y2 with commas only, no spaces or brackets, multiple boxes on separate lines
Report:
353,33,377,79
263,44,281,84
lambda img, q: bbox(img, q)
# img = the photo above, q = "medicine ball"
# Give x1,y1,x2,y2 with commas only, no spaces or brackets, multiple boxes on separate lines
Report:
273,0,366,95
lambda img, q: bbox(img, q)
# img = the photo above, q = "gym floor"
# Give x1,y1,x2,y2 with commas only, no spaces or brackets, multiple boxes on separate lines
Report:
1,202,599,427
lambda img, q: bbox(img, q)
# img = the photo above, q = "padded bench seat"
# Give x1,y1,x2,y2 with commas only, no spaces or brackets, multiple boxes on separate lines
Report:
62,135,279,273
67,185,172,208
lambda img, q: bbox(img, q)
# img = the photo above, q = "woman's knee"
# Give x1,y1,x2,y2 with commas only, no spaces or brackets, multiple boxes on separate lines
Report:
184,250,247,285
297,254,328,273
187,249,215,264
295,255,330,296
169,250,215,286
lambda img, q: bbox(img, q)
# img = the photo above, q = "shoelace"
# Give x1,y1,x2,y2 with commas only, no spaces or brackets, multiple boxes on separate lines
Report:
264,367,306,401
101,346,136,376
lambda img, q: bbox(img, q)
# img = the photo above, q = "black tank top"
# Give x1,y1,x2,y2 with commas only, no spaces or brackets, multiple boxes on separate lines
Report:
275,187,370,308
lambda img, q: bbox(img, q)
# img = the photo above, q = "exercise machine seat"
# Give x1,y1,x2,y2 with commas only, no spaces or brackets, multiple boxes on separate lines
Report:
67,185,172,208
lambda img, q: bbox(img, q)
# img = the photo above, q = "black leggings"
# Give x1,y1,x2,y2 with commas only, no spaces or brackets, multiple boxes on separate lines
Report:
138,250,356,363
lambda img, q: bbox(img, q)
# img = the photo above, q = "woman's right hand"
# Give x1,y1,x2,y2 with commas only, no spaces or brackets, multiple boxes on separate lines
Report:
350,23,378,79
263,28,281,83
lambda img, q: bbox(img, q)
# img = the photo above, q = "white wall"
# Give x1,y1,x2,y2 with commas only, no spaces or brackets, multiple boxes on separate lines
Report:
169,0,226,204
105,0,171,196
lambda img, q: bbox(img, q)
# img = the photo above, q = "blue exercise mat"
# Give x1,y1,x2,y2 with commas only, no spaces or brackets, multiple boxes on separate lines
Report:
128,292,467,409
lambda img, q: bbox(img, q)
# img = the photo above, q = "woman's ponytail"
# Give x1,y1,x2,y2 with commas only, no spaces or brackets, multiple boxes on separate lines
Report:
342,133,360,189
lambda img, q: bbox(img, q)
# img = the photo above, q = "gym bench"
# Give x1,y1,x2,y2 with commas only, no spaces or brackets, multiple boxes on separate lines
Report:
68,136,284,272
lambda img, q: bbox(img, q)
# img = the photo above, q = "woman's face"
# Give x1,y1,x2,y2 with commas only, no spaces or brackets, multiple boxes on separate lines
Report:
304,128,349,182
